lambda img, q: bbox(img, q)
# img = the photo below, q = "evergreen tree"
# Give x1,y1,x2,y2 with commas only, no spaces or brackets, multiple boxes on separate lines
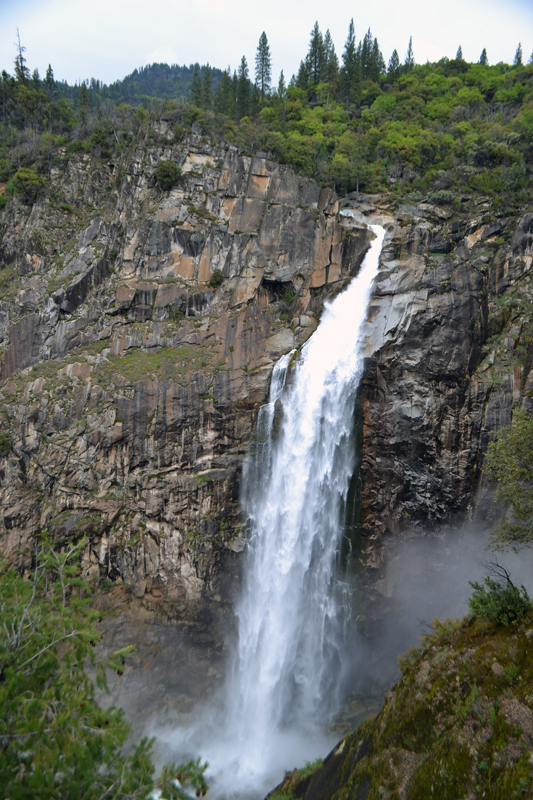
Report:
13,28,30,84
529,51,533,65
323,30,339,102
44,64,58,131
214,68,233,115
360,28,373,80
190,64,202,107
255,31,272,106
296,60,309,92
31,68,40,89
277,69,286,100
455,45,463,60
370,36,385,81
388,49,401,81
202,63,212,110
514,43,523,66
479,48,488,65
77,81,91,126
404,36,415,71
339,18,357,104
236,55,250,119
306,21,325,86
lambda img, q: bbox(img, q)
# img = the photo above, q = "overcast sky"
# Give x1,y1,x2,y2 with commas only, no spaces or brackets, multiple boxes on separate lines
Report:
1,0,532,86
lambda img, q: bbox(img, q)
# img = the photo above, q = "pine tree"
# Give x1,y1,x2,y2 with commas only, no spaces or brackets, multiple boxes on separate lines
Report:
77,81,91,126
529,51,533,65
404,36,415,71
370,37,385,81
296,60,309,92
214,69,233,115
339,18,357,104
323,30,339,102
277,69,286,100
255,31,272,106
236,55,250,120
202,63,212,110
388,49,401,81
44,64,58,131
190,64,202,107
306,21,325,86
360,29,373,80
13,28,30,84
514,43,523,66
479,48,488,65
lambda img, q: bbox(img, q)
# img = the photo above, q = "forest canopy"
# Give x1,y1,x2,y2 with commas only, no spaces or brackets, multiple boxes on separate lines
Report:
1,21,532,207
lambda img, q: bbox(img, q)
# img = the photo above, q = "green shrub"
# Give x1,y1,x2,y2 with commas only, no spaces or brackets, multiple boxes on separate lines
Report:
155,159,182,190
0,433,10,455
468,566,531,625
208,268,224,288
0,195,6,210
13,167,44,202
60,202,72,213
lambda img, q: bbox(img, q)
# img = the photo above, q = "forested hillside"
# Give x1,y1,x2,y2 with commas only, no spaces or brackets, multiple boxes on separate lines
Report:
1,21,532,211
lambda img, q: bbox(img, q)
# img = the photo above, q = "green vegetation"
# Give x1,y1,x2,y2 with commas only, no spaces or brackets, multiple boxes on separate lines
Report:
485,409,533,550
207,268,224,288
279,609,533,799
155,159,182,190
468,563,532,625
0,541,208,799
0,26,532,214
0,432,10,455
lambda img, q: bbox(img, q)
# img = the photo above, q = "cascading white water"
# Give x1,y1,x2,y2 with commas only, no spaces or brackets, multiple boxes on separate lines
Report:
158,223,385,798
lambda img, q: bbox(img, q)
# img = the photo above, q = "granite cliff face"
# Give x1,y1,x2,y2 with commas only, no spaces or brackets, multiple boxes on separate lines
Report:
0,121,532,628
350,199,533,578
0,122,372,630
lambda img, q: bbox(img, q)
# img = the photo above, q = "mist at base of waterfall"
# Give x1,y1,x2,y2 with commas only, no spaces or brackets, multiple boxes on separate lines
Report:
154,705,334,800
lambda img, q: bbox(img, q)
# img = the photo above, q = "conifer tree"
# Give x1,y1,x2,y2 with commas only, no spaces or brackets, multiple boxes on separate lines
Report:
479,48,488,65
214,69,233,115
323,30,339,102
202,63,212,110
77,81,91,126
306,21,325,86
360,29,373,80
277,69,286,100
388,49,401,81
529,51,533,65
255,31,272,106
296,60,309,92
44,64,58,131
370,36,385,81
456,45,463,60
236,55,250,119
514,43,523,66
404,36,415,71
13,28,30,84
190,64,202,107
339,19,357,104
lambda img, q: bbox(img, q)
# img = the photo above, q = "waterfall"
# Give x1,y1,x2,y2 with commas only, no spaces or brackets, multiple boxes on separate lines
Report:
160,223,385,798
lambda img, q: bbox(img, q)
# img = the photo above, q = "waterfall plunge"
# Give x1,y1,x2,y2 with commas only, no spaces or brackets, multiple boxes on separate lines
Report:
160,224,385,798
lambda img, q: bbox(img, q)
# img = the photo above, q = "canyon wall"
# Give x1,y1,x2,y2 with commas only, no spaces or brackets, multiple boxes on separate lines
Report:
0,121,532,629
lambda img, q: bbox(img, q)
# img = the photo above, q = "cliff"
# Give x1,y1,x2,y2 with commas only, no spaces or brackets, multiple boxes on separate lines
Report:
0,121,372,630
273,610,533,800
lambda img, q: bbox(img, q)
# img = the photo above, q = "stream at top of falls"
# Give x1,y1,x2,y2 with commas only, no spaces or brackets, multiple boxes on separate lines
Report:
156,223,386,798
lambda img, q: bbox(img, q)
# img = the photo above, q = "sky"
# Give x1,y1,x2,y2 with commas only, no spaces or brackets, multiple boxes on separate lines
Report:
1,0,532,87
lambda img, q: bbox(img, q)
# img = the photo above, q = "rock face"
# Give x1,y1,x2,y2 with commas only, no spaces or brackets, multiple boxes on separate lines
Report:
0,121,532,633
350,198,533,575
0,122,372,631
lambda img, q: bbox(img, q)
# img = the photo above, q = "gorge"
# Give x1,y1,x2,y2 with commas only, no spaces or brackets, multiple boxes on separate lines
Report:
1,119,533,797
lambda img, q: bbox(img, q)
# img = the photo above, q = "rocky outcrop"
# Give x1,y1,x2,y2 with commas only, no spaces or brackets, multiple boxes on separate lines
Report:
353,198,533,574
0,122,372,630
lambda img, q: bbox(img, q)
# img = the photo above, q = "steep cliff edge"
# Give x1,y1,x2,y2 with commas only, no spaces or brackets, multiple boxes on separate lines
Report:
270,611,533,800
0,122,372,629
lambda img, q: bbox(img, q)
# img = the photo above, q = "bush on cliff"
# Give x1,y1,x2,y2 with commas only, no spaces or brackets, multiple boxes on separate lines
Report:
468,563,531,625
0,541,207,799
155,159,182,190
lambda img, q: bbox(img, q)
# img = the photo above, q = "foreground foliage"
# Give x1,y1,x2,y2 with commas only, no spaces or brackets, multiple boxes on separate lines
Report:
0,543,207,799
274,609,533,800
485,409,533,551
468,563,532,625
